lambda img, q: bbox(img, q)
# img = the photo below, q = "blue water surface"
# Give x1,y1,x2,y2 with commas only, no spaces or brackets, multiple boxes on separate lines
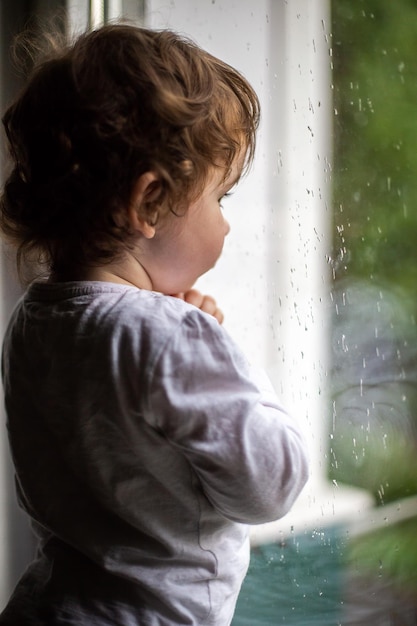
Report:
232,526,346,626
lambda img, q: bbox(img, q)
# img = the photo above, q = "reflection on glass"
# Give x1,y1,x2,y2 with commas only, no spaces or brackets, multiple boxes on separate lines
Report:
328,1,417,623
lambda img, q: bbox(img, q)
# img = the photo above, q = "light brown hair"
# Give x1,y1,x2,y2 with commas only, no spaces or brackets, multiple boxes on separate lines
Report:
0,24,260,280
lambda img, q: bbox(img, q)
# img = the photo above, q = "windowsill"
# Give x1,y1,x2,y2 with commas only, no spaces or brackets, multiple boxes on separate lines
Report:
250,480,374,545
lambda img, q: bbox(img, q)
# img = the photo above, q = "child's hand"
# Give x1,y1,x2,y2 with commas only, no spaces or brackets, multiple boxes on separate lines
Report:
173,289,224,324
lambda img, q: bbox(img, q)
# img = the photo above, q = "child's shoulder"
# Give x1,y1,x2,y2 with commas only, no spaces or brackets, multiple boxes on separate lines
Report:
90,285,234,373
100,285,217,330
20,280,228,353
112,287,233,360
124,288,227,347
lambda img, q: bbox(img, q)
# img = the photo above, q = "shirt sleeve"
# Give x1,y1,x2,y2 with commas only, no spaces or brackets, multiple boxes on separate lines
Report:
144,308,309,525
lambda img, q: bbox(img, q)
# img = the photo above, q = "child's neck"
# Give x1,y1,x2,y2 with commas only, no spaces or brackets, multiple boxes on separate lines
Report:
51,255,154,291
81,266,141,288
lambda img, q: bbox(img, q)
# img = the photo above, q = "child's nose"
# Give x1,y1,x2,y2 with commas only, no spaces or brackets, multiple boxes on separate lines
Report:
224,219,231,236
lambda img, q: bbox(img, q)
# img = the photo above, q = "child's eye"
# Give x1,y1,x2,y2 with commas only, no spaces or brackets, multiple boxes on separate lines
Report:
219,192,233,208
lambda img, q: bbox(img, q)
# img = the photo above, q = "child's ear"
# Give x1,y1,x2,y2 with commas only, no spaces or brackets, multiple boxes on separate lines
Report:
128,172,162,239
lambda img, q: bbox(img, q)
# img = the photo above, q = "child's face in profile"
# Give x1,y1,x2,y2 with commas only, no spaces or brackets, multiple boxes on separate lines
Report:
138,163,240,295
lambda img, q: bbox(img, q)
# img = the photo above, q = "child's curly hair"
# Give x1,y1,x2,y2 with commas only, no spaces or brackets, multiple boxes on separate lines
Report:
0,24,260,280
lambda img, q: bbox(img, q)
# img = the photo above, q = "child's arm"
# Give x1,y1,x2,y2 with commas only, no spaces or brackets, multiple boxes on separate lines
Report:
145,309,309,525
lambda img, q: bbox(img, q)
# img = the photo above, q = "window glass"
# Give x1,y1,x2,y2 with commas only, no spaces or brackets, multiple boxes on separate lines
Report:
237,1,417,623
326,1,417,623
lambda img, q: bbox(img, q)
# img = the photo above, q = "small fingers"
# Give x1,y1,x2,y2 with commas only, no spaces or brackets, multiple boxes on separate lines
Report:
182,289,224,324
182,289,204,308
212,307,224,325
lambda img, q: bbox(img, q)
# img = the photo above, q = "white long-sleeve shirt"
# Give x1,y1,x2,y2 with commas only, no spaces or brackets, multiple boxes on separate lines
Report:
1,281,308,626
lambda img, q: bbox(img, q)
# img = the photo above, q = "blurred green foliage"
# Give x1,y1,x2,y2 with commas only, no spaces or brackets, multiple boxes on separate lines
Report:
331,4,417,605
348,518,417,596
332,0,417,291
331,0,417,498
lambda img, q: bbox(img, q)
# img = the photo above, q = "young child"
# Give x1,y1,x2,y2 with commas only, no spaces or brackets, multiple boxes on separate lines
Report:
0,24,308,626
